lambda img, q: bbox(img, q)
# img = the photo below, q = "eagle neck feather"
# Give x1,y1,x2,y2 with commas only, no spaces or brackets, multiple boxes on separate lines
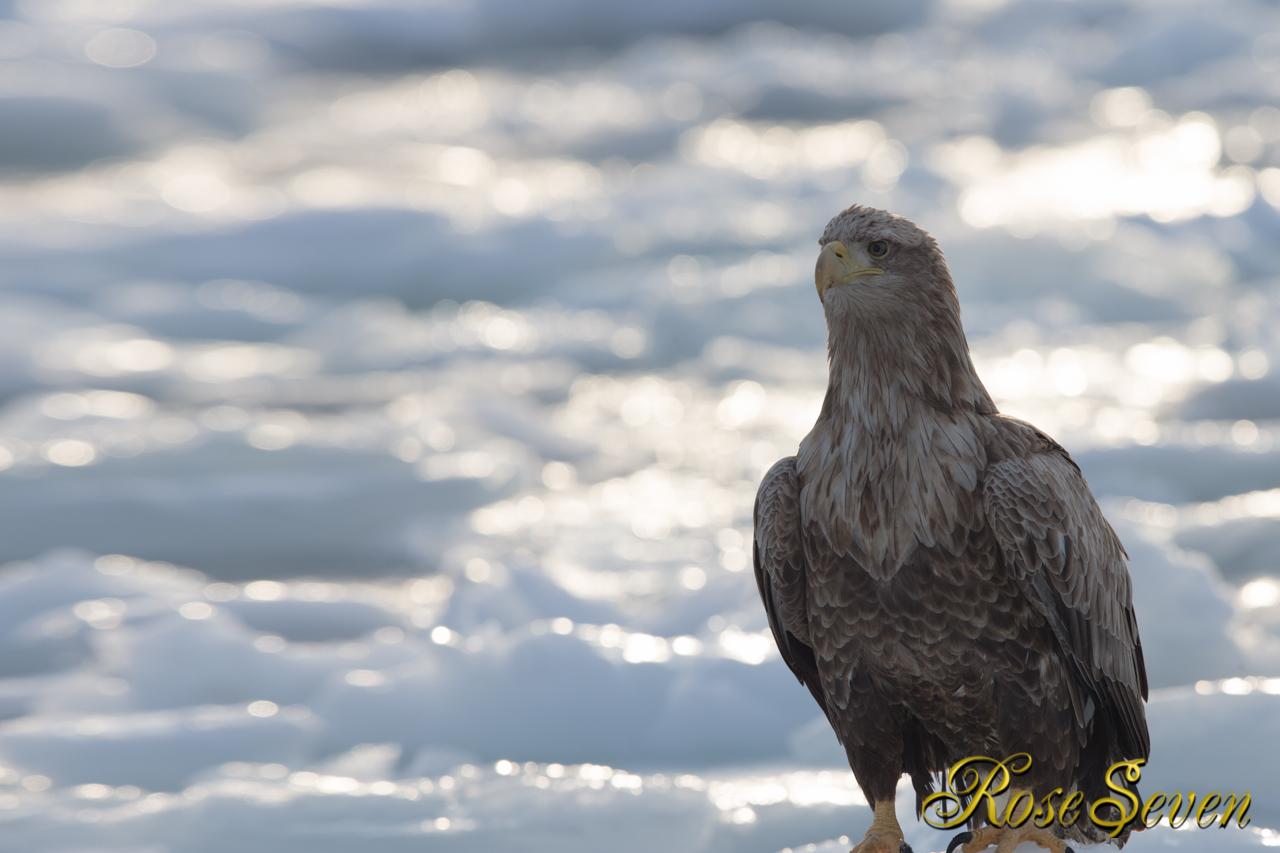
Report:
797,298,995,579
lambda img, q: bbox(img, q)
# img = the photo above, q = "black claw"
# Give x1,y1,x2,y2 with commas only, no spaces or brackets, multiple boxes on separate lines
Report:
898,844,913,853
1065,848,1076,853
945,831,973,853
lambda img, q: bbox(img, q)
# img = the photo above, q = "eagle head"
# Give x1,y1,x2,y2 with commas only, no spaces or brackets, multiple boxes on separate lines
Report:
814,205,957,329
810,204,993,416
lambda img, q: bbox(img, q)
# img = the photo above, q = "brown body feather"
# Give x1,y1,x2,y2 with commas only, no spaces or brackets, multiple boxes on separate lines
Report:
754,206,1149,847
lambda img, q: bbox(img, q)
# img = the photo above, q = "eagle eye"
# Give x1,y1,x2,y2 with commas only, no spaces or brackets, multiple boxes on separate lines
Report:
867,240,889,258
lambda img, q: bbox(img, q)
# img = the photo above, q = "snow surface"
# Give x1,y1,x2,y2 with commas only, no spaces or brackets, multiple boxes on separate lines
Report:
0,0,1279,850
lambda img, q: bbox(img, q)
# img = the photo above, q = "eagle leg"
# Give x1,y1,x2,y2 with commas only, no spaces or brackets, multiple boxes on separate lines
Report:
945,821,1074,853
850,799,913,853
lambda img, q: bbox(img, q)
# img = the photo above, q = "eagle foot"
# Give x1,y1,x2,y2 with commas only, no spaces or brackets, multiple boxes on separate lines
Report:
847,833,911,853
850,800,911,853
946,824,1075,853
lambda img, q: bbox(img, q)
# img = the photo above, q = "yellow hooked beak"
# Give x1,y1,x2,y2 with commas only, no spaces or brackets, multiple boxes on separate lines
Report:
815,240,883,298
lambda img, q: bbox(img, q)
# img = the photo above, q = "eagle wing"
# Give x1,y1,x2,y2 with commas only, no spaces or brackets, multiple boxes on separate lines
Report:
982,423,1149,760
753,456,827,716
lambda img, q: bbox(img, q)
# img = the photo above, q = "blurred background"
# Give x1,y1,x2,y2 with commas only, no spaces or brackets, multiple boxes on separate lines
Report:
0,0,1279,850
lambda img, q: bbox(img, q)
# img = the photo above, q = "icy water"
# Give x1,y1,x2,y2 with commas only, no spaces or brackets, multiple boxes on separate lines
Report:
0,0,1279,850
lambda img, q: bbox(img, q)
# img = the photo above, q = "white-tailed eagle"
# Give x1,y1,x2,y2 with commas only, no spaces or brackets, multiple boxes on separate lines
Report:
754,205,1149,853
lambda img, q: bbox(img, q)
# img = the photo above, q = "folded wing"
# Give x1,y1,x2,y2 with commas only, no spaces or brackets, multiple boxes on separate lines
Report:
982,428,1149,760
754,456,828,716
